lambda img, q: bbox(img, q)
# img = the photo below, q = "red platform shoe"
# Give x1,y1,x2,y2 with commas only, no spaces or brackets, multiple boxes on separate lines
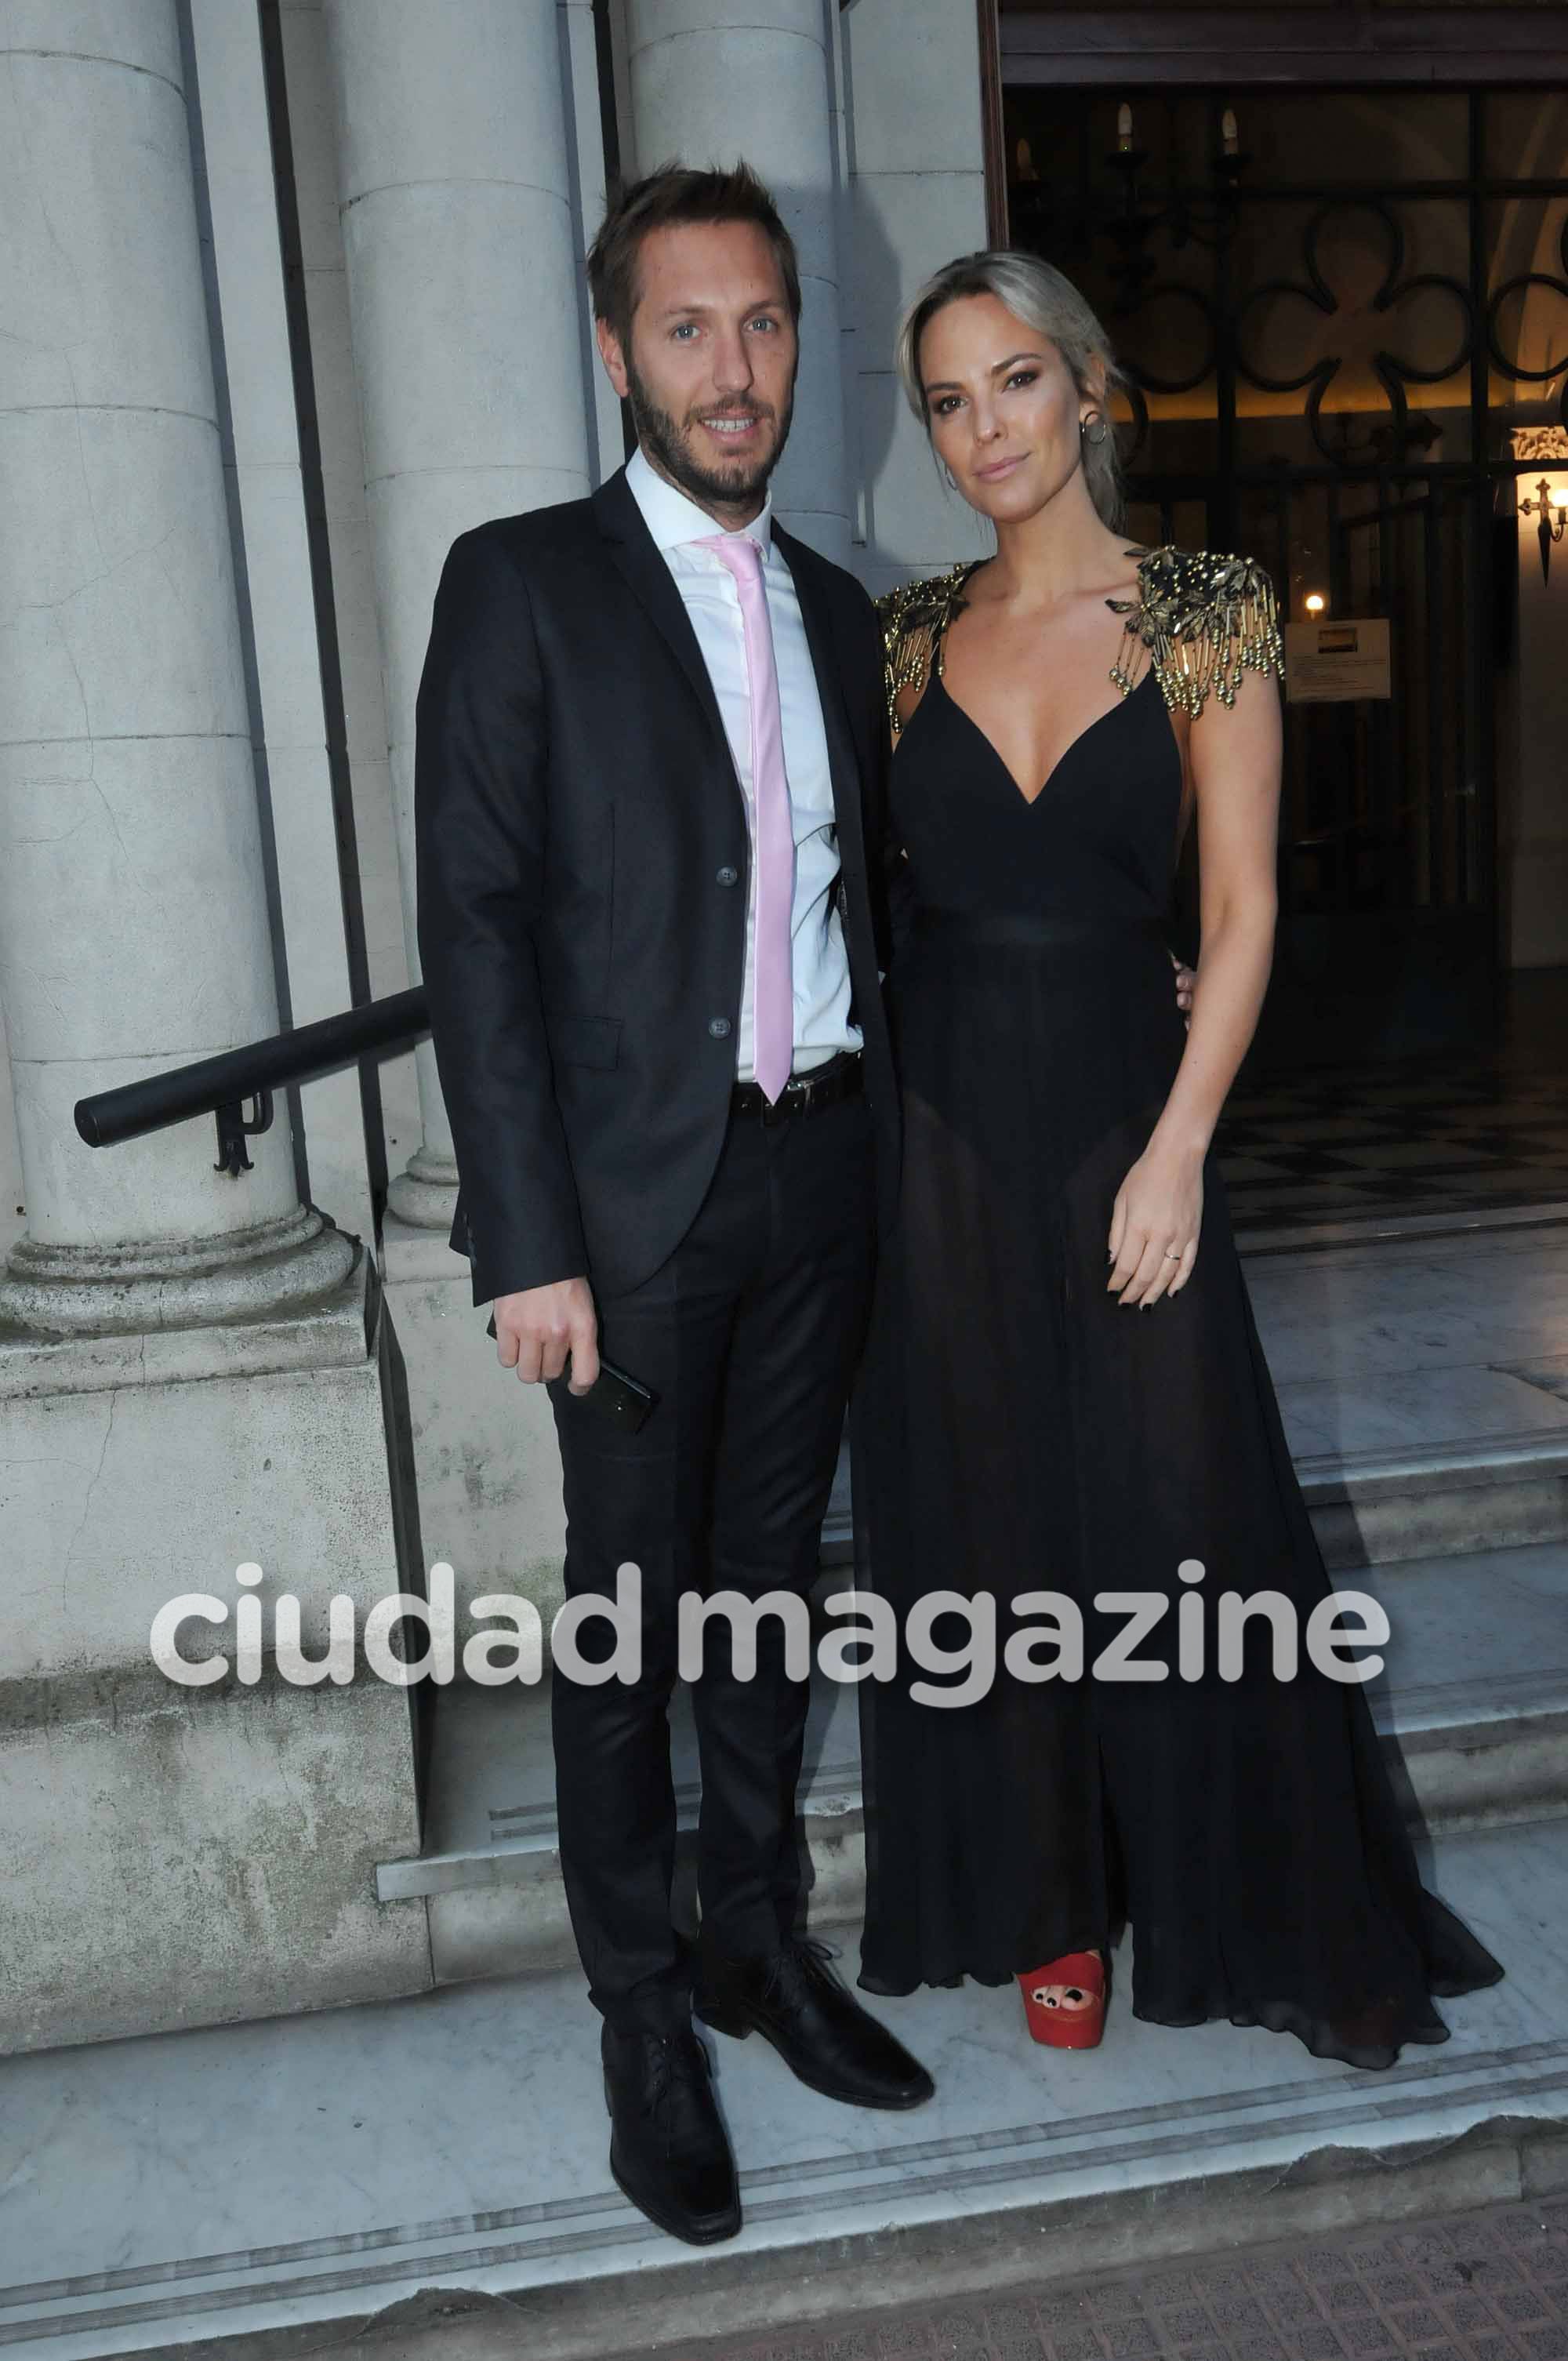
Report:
1017,1951,1105,2048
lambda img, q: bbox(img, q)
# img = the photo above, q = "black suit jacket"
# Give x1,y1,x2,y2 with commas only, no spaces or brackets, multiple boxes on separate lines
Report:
413,466,900,1308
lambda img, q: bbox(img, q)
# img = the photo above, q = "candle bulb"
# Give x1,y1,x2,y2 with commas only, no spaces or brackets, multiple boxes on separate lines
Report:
1117,102,1134,153
1222,107,1239,155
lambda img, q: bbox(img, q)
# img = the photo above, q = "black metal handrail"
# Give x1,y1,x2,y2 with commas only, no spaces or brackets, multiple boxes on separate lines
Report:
74,988,430,1174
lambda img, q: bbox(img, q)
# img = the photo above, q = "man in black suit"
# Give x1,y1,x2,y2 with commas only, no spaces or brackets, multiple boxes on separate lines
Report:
414,164,928,2248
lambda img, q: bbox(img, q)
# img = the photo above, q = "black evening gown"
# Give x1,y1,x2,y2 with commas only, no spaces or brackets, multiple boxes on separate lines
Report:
853,618,1503,2072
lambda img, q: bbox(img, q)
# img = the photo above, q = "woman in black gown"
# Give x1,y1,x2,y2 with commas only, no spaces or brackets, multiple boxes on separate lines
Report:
853,249,1501,2071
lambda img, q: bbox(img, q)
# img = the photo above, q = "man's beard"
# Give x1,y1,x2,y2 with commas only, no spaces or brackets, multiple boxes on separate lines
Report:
625,354,795,509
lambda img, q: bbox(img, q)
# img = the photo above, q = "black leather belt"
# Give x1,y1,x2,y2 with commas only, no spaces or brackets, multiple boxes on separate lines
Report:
730,1050,863,1125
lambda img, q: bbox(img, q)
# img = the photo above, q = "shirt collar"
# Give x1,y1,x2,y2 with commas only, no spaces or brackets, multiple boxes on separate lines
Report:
626,444,776,561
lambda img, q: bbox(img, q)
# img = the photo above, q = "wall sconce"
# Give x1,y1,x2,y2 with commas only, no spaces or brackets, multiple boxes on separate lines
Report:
1519,478,1568,584
1511,430,1568,584
1305,592,1327,616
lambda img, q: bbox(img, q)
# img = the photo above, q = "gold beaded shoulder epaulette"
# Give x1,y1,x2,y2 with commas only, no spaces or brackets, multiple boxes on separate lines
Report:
1107,544,1284,717
875,546,1283,736
875,561,978,739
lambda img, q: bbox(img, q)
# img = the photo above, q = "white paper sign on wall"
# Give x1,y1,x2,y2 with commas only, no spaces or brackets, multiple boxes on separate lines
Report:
1284,618,1392,703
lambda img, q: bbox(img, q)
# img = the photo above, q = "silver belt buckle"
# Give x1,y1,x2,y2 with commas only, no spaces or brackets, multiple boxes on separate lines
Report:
763,1070,810,1126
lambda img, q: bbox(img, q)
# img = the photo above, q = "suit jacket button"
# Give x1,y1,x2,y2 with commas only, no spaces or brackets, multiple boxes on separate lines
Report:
708,1016,732,1039
715,865,739,886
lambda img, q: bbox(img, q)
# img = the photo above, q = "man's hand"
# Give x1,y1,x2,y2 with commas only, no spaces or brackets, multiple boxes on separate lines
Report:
492,1277,600,1393
1171,950,1196,1025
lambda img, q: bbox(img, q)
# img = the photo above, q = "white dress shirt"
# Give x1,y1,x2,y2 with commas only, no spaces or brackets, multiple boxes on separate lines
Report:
626,447,861,1080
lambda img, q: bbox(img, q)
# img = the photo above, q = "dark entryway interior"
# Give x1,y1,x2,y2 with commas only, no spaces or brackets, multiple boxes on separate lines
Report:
1216,968,1568,1231
996,66,1568,1106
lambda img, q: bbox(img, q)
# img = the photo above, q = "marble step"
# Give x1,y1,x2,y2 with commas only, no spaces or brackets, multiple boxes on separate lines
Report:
6,1818,1565,2361
812,1213,1568,1574
376,1541,1568,1991
1296,1431,1568,1568
817,1427,1568,1577
1237,1211,1568,1567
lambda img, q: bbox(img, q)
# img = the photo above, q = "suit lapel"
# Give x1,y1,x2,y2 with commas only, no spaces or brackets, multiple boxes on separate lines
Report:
591,470,728,753
592,473,869,876
773,524,868,877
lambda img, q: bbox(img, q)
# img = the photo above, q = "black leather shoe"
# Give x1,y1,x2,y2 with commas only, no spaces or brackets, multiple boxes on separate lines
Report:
601,2021,742,2246
694,1935,935,2110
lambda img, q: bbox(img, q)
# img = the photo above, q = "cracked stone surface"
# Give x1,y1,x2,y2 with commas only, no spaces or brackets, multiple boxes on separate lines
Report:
594,2199,1568,2361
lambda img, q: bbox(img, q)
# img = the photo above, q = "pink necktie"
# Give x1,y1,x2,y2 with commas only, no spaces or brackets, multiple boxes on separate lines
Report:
699,534,795,1104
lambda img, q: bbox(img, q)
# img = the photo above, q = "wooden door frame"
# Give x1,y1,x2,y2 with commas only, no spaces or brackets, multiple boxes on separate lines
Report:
999,9,1568,85
978,0,1009,242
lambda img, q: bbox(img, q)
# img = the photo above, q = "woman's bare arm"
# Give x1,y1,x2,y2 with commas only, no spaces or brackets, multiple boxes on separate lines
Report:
1106,661,1283,1306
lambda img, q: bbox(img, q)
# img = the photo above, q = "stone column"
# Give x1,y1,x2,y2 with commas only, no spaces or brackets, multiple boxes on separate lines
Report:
624,0,851,561
560,0,635,483
0,0,353,1333
322,0,594,1229
0,0,424,2054
841,0,989,595
184,0,376,1248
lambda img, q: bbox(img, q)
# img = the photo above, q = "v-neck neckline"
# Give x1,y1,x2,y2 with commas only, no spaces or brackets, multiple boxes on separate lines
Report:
927,554,1155,807
930,660,1155,808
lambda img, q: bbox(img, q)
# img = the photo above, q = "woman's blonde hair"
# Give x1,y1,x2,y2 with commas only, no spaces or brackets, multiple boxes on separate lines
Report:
895,249,1127,530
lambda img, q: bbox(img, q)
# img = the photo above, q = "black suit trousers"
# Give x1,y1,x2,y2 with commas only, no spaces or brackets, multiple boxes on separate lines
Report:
548,1088,877,2032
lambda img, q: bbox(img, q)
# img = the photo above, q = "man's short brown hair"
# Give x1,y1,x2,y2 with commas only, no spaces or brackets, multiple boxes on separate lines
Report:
587,162,803,354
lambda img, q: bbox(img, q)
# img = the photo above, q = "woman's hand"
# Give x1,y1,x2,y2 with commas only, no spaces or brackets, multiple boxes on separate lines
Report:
1107,1143,1205,1307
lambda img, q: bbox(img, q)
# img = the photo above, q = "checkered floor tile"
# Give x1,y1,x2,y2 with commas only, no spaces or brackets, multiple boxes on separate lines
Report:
1217,1059,1568,1231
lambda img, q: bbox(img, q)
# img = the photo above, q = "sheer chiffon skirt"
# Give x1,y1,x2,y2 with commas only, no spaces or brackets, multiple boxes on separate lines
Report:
852,921,1503,2070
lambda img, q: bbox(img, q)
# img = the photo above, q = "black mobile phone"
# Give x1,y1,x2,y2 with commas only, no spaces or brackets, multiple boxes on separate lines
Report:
566,1354,658,1431
485,1316,658,1432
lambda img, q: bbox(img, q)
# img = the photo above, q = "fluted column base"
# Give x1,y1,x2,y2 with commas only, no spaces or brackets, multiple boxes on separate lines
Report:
385,1142,459,1232
0,1206,358,1339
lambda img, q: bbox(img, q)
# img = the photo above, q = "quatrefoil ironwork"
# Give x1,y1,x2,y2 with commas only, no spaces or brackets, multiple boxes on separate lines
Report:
1487,209,1568,430
1235,200,1474,465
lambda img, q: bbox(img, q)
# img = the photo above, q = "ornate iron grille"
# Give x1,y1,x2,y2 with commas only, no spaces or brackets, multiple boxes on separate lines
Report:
1004,86,1568,1060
